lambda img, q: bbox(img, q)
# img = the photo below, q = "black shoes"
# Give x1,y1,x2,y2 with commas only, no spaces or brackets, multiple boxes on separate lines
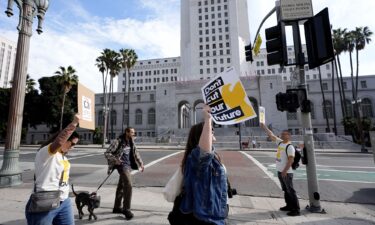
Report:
279,206,291,211
280,206,300,216
123,209,134,220
112,208,123,213
287,210,301,216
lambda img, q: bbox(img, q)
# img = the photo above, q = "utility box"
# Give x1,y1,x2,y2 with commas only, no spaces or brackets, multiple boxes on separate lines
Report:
370,131,375,164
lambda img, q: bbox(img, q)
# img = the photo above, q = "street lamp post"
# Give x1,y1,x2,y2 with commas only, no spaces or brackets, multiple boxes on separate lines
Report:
0,0,49,187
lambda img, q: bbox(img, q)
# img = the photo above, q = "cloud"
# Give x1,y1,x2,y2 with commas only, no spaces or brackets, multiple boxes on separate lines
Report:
0,0,180,93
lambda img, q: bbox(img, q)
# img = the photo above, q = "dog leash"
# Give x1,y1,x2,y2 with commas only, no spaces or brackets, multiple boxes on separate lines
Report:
95,169,114,193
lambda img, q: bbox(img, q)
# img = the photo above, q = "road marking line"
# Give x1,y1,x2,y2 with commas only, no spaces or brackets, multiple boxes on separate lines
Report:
317,165,375,170
68,153,104,160
240,151,281,189
131,151,183,175
294,178,375,184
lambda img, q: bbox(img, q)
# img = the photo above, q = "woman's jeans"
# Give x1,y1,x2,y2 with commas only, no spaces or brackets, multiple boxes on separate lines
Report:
25,197,74,225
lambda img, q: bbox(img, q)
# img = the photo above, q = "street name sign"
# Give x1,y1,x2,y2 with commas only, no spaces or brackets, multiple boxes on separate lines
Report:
280,0,313,21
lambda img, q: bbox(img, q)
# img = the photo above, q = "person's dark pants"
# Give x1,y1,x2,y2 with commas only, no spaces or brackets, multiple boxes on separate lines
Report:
277,172,300,211
114,170,132,210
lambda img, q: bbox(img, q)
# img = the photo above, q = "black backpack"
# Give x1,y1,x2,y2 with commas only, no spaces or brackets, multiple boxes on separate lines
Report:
283,143,301,170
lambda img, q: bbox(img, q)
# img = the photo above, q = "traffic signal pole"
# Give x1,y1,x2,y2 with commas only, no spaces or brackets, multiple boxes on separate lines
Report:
291,22,323,213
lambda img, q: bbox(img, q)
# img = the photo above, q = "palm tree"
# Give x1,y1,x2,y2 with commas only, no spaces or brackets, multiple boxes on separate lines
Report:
26,74,36,93
55,66,78,130
318,67,330,132
332,28,348,118
354,26,372,100
331,61,337,135
106,50,122,140
119,49,138,130
353,26,372,150
95,49,111,146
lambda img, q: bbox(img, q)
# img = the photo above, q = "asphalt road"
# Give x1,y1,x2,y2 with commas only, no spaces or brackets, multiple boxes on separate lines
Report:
1,147,374,205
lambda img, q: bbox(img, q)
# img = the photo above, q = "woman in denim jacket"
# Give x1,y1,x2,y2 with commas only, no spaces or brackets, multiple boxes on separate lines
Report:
179,105,228,225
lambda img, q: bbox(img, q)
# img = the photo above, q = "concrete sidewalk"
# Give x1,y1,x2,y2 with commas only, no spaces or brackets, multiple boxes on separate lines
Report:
0,183,374,225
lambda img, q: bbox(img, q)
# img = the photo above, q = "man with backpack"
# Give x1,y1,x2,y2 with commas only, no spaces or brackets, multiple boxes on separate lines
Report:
261,123,300,216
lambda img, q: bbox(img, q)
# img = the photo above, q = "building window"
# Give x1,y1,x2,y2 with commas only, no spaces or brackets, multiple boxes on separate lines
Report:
148,108,156,124
269,83,273,89
98,111,103,126
150,94,154,101
322,100,333,119
361,80,367,88
111,110,117,125
287,112,297,120
135,109,142,125
310,101,315,119
123,110,129,125
361,98,373,117
137,94,141,101
322,83,328,91
343,82,347,89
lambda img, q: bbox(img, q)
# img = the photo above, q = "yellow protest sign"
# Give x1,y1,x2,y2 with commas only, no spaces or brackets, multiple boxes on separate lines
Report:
77,82,95,130
253,34,262,56
201,67,257,125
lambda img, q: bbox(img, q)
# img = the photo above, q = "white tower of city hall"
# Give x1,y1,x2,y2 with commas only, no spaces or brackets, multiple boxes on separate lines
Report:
180,0,252,81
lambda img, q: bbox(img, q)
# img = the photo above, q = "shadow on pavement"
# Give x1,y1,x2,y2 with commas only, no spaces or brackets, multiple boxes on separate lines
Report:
227,211,279,224
296,217,375,225
346,188,375,206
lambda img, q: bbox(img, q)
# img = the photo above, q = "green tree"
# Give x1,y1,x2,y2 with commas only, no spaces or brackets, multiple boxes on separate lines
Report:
55,66,78,130
26,74,36,93
38,76,78,132
119,48,138,131
95,49,112,146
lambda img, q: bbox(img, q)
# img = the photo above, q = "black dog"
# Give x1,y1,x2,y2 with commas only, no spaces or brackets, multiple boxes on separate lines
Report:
71,184,101,220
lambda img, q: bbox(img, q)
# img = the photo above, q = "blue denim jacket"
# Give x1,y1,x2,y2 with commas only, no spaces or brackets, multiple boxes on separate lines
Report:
180,147,228,225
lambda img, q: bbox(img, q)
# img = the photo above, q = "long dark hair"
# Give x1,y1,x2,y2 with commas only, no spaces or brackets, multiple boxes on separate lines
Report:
119,127,135,147
181,122,204,172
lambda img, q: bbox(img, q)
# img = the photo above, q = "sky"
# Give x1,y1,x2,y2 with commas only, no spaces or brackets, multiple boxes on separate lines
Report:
0,0,374,93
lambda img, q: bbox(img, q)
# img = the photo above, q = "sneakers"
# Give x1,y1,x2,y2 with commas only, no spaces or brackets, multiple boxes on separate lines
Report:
123,209,134,220
287,210,300,216
279,206,291,211
112,208,123,214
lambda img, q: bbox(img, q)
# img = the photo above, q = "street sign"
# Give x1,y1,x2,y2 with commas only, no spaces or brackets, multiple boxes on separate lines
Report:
280,0,313,21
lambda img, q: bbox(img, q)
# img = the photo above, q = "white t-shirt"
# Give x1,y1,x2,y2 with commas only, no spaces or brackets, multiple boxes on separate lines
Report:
34,144,71,201
274,138,295,173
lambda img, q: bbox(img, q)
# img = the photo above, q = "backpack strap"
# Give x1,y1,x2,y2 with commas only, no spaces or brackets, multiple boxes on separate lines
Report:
285,144,292,157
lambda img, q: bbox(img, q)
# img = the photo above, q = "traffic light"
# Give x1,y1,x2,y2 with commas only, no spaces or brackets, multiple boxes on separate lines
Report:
304,8,334,69
265,23,287,66
276,92,300,112
244,44,253,62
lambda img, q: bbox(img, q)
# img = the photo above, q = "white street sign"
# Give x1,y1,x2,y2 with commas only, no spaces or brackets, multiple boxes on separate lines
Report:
280,0,313,21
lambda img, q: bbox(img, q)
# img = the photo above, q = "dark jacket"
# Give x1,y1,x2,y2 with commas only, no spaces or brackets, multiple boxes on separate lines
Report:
104,138,143,174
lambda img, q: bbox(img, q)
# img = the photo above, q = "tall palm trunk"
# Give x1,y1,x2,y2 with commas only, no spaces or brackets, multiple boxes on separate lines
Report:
334,59,344,118
337,56,348,117
318,67,330,132
60,91,67,130
331,61,337,135
127,71,131,127
121,72,126,133
354,48,364,146
101,71,109,146
349,50,359,142
107,77,113,140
